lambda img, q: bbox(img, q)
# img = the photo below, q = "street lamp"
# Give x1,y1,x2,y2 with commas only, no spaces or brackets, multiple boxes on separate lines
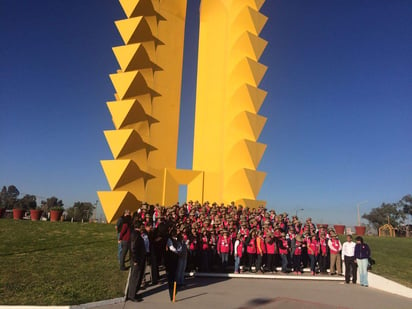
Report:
295,208,304,218
357,201,368,226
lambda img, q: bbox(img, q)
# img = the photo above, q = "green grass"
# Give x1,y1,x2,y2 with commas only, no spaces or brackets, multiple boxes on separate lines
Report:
1,221,411,305
0,219,128,305
362,236,412,288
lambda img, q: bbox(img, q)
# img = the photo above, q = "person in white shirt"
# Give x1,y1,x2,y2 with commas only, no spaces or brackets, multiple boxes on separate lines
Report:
341,234,357,284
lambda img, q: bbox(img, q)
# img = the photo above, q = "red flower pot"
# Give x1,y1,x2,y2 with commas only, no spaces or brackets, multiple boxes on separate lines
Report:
30,209,42,221
334,224,346,235
50,210,62,222
13,209,25,220
355,226,366,236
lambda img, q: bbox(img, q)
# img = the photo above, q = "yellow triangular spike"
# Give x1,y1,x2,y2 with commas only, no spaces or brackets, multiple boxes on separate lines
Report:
119,0,156,18
231,58,267,88
224,168,265,199
115,17,158,45
225,140,266,170
244,140,266,168
113,43,156,72
247,7,268,35
243,169,266,198
246,32,267,60
231,31,267,62
97,191,139,223
104,129,150,159
101,160,142,190
232,7,267,36
107,99,150,129
231,84,267,114
246,58,267,86
231,111,266,141
110,71,149,100
244,112,267,140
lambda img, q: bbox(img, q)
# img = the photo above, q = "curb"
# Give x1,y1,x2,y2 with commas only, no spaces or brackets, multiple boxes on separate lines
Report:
187,271,345,281
368,272,412,299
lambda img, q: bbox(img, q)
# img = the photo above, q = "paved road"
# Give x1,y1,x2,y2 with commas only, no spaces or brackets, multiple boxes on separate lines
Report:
92,276,412,309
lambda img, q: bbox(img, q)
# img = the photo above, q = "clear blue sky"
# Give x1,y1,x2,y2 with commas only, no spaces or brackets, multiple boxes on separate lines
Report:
1,1,411,226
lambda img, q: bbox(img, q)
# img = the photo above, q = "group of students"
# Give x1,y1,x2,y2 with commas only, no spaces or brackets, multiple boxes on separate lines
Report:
116,201,372,302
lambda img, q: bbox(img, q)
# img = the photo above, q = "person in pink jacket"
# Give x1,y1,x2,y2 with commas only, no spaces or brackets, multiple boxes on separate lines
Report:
307,234,320,275
265,232,277,273
217,230,232,272
328,231,342,275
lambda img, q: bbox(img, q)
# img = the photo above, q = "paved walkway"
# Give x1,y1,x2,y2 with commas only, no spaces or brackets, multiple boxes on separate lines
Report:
88,276,412,309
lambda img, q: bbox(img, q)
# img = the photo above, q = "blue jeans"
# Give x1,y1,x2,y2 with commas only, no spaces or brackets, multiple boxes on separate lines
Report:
357,258,369,286
220,253,228,271
309,254,317,272
234,256,240,272
117,233,122,261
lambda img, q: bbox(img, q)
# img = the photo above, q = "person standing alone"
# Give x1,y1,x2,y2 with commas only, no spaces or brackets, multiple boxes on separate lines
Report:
355,236,371,287
342,234,357,284
126,221,146,302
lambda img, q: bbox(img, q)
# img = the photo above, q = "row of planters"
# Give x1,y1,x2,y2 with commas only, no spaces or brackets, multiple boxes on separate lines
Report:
321,224,366,236
0,208,367,234
0,207,64,222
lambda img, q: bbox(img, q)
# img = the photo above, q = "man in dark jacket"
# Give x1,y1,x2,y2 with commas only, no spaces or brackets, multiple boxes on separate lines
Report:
126,221,147,302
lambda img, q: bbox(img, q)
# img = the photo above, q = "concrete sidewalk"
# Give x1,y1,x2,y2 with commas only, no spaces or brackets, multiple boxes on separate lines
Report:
78,276,411,309
1,271,410,309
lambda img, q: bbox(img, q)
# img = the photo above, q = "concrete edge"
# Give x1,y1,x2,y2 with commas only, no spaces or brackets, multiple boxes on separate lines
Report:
70,298,124,309
0,307,70,309
187,271,345,281
369,272,412,299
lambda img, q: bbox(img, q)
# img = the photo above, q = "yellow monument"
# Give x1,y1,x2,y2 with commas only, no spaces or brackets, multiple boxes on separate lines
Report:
98,0,268,223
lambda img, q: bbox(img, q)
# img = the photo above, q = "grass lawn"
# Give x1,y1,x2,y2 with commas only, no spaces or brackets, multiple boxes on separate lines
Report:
0,219,128,305
1,220,411,305
362,236,412,288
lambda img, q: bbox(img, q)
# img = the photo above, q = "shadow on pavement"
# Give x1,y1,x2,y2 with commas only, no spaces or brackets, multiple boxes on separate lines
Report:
237,297,349,309
136,275,230,302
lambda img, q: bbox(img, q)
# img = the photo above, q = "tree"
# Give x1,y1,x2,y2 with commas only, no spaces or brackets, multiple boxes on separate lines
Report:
41,196,64,213
0,185,20,209
65,202,96,222
15,194,37,211
362,199,407,231
399,194,412,216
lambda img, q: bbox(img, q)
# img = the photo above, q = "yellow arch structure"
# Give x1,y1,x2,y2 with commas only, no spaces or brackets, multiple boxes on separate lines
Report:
99,0,268,223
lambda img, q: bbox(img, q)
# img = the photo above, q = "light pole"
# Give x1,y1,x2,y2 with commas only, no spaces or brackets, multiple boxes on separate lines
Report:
295,208,304,218
357,201,368,226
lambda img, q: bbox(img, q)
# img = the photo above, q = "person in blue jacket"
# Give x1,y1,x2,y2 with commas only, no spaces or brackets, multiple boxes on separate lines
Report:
354,236,371,287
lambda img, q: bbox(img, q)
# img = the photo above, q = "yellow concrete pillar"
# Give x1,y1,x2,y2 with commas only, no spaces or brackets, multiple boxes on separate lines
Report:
188,0,268,208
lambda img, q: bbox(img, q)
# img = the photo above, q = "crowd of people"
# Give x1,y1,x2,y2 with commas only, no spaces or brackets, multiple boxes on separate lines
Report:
115,201,371,302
